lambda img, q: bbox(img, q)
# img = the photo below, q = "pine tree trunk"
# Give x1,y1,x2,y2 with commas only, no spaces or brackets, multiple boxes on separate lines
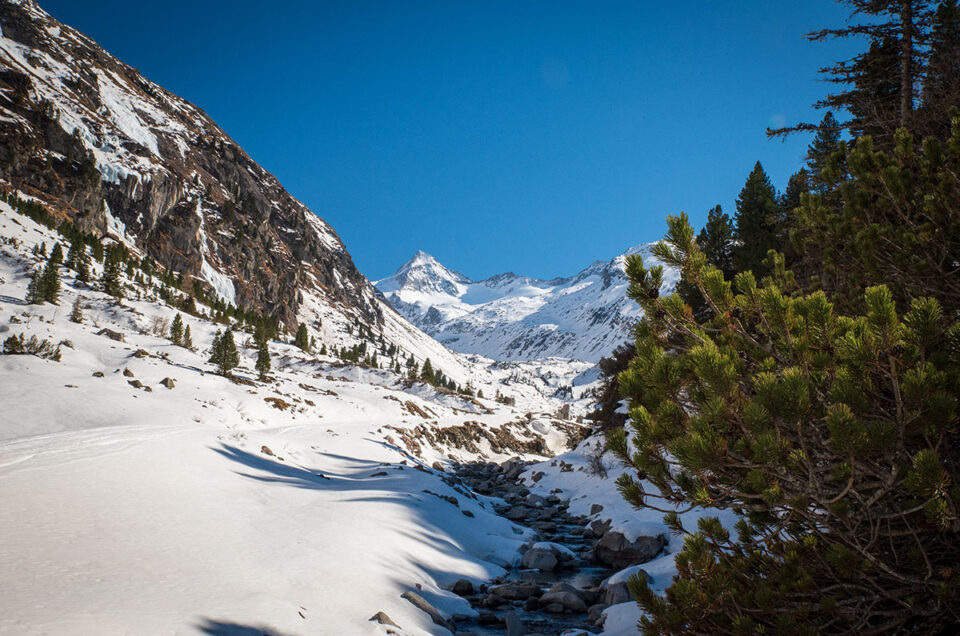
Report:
901,0,915,126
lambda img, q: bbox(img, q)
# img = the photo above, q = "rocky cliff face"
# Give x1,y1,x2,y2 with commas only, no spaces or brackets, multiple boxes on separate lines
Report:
0,0,378,328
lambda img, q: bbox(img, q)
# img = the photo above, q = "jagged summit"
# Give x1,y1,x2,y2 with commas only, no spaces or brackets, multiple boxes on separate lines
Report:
376,242,680,363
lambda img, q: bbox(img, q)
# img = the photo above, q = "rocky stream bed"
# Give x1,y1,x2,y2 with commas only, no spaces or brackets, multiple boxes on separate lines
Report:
383,458,666,636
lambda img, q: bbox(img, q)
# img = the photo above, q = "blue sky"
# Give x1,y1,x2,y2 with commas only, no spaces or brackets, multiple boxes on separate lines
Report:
42,1,858,281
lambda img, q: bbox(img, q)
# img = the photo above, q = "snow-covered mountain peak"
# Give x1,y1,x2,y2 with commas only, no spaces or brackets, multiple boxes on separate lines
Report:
376,249,469,296
376,242,679,363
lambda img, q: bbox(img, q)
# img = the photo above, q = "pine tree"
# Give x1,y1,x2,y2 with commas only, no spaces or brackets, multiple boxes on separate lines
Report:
770,0,935,144
255,340,271,381
26,269,43,304
732,161,781,276
40,252,60,303
805,112,842,192
209,328,240,376
69,297,83,323
920,0,960,138
169,313,184,346
182,325,194,350
294,323,310,352
420,358,435,384
613,212,959,634
48,242,63,267
76,249,91,285
320,343,327,356
65,239,82,270
101,252,123,299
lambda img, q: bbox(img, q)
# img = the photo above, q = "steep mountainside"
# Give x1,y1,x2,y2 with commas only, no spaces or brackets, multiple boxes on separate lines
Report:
376,244,680,363
0,0,501,382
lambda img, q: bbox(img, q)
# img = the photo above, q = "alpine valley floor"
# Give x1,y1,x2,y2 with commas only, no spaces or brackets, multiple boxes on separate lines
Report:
0,201,734,635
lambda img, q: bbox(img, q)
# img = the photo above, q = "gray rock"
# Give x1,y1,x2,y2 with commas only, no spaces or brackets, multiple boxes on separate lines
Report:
539,582,587,612
587,603,607,624
159,377,176,389
521,545,558,571
523,596,539,611
590,503,604,515
400,590,455,632
505,505,535,521
452,578,474,596
542,602,566,613
604,581,632,605
96,328,124,342
123,368,134,377
488,582,541,600
480,594,507,608
504,611,525,636
595,531,666,568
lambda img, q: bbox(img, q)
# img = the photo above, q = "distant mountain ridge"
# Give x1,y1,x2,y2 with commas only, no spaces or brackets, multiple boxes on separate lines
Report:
376,244,680,363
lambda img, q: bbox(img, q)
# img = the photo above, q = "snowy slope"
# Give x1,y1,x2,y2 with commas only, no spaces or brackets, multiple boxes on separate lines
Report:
0,202,590,635
376,245,680,363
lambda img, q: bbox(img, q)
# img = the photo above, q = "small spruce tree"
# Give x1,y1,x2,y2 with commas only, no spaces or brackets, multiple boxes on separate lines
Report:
26,269,44,304
294,323,310,352
69,297,83,323
255,340,271,381
169,313,184,346
40,253,60,304
101,253,123,299
182,325,194,350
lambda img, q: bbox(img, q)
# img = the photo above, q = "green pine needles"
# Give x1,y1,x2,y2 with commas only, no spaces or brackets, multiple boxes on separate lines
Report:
209,329,240,377
610,212,959,634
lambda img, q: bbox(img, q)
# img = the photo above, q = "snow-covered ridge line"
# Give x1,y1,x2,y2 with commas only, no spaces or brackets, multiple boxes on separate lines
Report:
376,243,680,363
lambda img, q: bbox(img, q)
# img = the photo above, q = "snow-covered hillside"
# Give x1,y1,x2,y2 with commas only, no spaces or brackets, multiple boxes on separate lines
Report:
376,245,680,363
0,199,595,635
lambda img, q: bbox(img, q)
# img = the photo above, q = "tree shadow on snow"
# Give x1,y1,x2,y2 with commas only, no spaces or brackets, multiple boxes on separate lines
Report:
195,618,296,636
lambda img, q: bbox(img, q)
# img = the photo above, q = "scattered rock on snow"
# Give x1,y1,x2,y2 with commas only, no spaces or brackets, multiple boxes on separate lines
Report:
368,611,399,627
96,328,124,342
159,377,175,389
400,590,455,632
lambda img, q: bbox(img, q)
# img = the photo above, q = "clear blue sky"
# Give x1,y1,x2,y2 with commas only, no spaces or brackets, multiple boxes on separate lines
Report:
41,0,857,281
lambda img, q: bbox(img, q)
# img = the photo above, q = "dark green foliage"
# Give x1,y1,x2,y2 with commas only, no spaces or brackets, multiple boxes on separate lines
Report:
25,269,43,304
39,251,60,303
420,358,435,384
732,162,781,276
101,250,123,299
792,126,960,310
771,0,933,145
182,325,193,350
169,313,184,346
255,340,271,381
921,0,960,138
209,329,240,377
69,297,83,323
805,112,842,193
614,210,959,634
294,323,310,352
48,242,63,267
